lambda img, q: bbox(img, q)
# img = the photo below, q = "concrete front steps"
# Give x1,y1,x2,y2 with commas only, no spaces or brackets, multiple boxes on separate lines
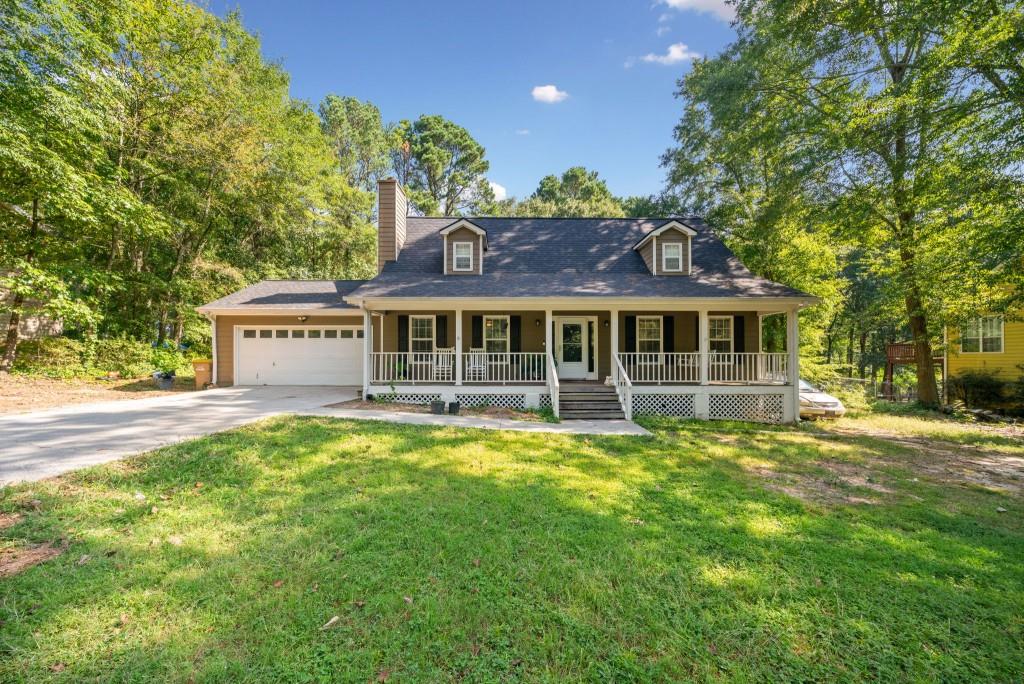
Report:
559,383,625,420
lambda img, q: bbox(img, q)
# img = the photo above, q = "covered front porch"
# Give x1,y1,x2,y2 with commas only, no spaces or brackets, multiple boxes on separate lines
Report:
363,309,796,388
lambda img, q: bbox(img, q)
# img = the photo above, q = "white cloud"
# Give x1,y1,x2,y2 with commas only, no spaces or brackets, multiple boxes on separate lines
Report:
640,42,701,65
531,84,569,103
657,12,672,23
656,25,671,36
489,181,507,201
660,0,734,22
515,128,530,136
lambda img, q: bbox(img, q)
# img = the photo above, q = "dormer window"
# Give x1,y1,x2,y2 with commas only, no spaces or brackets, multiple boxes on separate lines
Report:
662,243,683,272
453,242,473,271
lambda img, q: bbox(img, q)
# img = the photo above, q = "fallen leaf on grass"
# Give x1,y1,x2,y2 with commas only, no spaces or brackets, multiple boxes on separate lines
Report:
353,600,366,609
167,536,183,546
320,615,340,630
77,554,91,566
472,558,480,567
273,579,284,588
49,663,66,673
194,482,203,489
403,596,413,605
377,668,390,682
470,643,481,657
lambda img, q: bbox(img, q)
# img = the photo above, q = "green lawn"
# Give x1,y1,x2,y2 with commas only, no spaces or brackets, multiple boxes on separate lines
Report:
1,416,1022,682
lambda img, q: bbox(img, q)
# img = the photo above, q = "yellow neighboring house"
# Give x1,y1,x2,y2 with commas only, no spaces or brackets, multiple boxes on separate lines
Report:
945,315,1024,391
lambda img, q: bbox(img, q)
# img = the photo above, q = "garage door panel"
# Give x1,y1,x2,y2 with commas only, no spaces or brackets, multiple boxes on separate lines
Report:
236,327,363,386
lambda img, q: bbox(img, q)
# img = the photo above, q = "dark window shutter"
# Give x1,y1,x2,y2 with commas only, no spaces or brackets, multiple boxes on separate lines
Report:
436,315,448,348
510,316,521,353
625,315,636,352
695,316,699,350
734,315,745,353
471,316,483,348
398,315,409,352
663,315,675,353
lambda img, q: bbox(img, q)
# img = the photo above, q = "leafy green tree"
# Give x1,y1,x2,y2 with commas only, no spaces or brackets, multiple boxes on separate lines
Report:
665,0,1024,406
391,115,491,215
511,167,624,217
319,95,391,193
620,193,689,217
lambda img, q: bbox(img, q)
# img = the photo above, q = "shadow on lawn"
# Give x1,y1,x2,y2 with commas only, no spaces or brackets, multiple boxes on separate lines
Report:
1,416,1022,682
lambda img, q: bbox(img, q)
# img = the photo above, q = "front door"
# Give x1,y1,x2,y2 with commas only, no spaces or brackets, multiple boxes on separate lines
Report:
556,318,589,379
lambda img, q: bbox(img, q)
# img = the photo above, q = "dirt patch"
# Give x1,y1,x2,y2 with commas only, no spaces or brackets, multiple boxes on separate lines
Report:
0,512,23,530
0,541,67,578
748,463,889,506
0,374,193,415
326,399,429,414
326,399,545,422
824,426,1024,494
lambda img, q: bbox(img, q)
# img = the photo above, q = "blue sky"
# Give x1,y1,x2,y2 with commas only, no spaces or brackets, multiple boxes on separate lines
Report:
207,0,736,200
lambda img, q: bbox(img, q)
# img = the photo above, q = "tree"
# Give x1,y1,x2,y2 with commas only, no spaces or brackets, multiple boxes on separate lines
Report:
390,115,491,215
513,167,625,217
318,95,391,193
620,193,690,217
664,0,1024,406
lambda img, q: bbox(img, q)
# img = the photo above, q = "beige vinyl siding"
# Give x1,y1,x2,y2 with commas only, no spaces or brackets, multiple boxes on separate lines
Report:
654,230,691,275
444,228,483,275
214,314,365,386
377,180,407,273
947,319,1024,379
638,241,655,274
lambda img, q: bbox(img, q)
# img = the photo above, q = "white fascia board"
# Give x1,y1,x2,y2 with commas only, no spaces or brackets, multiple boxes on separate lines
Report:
438,219,488,249
351,296,819,311
194,306,361,316
633,220,697,251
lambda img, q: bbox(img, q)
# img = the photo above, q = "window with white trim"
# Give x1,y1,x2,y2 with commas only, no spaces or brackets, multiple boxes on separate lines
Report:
637,316,662,354
662,242,683,272
483,316,509,354
453,241,473,271
709,316,733,353
410,316,435,353
961,316,1003,353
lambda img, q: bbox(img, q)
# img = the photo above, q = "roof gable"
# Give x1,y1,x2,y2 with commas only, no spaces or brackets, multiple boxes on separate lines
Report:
632,220,697,251
439,219,488,249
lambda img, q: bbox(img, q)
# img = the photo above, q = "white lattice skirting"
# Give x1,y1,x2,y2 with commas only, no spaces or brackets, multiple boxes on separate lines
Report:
709,394,785,423
455,393,526,410
376,393,442,405
539,394,552,410
632,393,695,417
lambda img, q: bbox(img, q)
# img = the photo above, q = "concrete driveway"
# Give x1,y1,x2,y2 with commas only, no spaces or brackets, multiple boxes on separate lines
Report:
0,386,358,484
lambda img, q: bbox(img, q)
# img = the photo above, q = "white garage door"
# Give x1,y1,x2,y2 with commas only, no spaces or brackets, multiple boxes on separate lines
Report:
236,326,363,386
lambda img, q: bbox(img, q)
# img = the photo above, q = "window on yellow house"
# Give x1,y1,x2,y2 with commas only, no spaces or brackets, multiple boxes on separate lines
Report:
960,316,1003,353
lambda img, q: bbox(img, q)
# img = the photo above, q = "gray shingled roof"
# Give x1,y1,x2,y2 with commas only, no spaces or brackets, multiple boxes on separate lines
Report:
347,217,812,300
198,280,364,310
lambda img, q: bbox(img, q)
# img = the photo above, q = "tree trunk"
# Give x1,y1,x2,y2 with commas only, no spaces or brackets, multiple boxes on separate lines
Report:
858,331,868,378
1,198,41,374
906,288,940,406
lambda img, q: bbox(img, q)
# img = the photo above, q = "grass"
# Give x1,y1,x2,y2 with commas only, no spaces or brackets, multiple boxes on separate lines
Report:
1,416,1022,682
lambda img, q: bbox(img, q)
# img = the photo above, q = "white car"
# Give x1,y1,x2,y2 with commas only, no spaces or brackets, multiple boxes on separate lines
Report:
799,379,846,419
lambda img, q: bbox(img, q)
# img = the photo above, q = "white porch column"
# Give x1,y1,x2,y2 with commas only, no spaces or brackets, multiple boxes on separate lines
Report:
363,308,372,396
609,310,619,382
786,307,800,423
698,309,710,385
455,310,463,385
208,315,218,386
544,310,553,363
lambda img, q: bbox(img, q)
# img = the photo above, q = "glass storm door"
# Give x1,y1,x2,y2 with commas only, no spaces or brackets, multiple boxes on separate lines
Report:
557,319,588,379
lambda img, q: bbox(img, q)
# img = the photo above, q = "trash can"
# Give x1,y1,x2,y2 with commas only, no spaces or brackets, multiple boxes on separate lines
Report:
192,358,212,389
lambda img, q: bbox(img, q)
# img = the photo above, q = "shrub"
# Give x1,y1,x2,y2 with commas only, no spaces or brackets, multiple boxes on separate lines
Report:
947,370,1008,409
93,339,155,378
151,346,185,375
12,338,88,378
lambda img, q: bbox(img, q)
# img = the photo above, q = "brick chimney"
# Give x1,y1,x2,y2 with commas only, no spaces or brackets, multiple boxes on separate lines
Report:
377,178,407,273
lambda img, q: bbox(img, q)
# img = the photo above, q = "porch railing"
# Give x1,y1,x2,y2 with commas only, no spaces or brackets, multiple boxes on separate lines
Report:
614,352,788,384
618,352,700,384
371,351,456,384
462,352,546,384
709,352,787,384
613,354,633,420
547,352,560,419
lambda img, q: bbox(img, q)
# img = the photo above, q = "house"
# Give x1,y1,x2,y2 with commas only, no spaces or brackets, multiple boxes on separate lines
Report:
197,180,818,423
944,314,1024,399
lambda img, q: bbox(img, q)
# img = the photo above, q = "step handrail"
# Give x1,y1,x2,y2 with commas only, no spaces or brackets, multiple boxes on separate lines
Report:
613,354,633,420
546,351,560,419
